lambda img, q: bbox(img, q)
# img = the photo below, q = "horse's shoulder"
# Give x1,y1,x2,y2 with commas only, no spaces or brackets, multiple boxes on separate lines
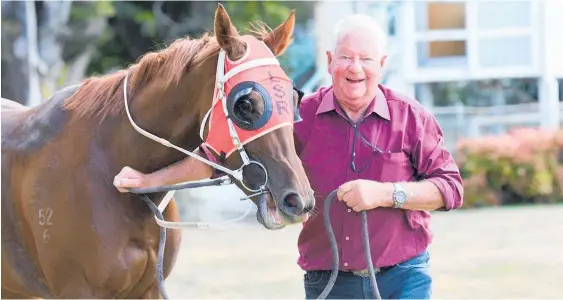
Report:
1,84,81,152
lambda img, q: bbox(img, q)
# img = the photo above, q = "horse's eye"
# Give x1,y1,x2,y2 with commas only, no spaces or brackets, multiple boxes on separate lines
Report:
238,98,254,112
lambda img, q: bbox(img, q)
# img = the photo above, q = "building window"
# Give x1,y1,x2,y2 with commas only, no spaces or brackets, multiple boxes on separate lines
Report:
478,36,532,68
415,1,466,32
414,1,468,69
417,40,467,68
478,1,531,30
429,40,466,58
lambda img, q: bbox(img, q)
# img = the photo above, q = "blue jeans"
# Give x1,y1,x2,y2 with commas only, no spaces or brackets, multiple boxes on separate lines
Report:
303,251,432,299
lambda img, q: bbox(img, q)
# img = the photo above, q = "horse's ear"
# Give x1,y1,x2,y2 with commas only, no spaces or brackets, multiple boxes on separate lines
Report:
214,3,246,60
263,10,295,56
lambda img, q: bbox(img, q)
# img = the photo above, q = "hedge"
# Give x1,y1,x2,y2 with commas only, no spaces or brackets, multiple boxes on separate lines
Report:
456,128,563,208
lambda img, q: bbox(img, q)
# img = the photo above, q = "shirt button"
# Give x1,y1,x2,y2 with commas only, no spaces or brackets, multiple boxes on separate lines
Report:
347,209,351,212
345,236,350,240
344,263,348,267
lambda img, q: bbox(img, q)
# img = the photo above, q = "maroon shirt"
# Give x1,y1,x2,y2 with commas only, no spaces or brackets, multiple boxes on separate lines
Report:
294,84,463,271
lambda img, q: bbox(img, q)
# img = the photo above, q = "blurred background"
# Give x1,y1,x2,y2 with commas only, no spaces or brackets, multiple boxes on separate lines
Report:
2,0,563,298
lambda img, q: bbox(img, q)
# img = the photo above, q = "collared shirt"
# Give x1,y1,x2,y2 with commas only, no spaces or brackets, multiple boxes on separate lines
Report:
293,84,463,271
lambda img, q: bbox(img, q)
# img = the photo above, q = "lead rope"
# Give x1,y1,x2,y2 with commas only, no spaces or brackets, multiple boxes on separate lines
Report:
318,190,381,299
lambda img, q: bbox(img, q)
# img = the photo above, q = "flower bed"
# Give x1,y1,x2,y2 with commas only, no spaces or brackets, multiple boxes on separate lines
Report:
456,128,563,208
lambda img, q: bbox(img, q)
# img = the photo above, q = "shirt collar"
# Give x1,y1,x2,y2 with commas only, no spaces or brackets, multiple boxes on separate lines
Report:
316,85,390,121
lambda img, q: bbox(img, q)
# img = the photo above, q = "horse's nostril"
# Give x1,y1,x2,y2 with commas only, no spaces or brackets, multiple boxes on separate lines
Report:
283,193,299,208
279,192,306,216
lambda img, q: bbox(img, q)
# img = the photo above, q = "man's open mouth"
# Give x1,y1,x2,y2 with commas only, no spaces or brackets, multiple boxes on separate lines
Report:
346,77,365,83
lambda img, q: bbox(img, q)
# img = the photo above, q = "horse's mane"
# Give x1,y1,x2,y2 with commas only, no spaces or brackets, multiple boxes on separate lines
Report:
63,22,273,120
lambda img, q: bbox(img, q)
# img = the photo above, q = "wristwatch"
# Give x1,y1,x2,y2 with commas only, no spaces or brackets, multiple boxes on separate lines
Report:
392,183,407,208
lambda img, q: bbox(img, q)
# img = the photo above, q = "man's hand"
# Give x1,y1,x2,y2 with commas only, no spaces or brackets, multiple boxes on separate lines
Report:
336,179,393,211
113,166,151,193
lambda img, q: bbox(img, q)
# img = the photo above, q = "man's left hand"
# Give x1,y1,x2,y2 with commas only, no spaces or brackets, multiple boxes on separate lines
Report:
337,179,393,211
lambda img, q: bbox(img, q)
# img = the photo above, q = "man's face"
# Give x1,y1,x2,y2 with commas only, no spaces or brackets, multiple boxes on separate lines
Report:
327,28,387,112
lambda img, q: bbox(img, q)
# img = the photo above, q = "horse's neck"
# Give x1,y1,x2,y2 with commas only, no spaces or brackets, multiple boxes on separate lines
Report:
106,79,211,174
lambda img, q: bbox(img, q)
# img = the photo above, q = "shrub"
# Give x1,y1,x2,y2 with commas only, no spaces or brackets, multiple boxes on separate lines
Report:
456,128,563,208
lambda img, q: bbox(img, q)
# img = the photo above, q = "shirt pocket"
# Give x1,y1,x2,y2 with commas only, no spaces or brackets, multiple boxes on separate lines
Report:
370,151,414,183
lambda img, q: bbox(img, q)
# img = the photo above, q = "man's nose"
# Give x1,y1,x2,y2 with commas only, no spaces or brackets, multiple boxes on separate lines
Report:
348,58,362,72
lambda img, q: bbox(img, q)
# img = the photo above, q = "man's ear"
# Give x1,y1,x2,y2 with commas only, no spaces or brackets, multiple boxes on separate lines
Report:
326,50,333,74
380,54,388,68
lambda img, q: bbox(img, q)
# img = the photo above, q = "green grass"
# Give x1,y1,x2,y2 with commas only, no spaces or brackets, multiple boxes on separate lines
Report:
165,204,563,299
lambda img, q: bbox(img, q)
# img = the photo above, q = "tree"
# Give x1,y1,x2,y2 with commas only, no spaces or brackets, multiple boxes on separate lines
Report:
1,1,315,106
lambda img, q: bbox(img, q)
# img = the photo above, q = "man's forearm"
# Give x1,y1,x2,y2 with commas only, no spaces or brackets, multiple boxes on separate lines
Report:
382,180,445,211
145,150,213,187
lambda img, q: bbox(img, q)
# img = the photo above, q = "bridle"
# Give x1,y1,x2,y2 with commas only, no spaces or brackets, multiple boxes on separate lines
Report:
122,37,301,229
123,53,273,194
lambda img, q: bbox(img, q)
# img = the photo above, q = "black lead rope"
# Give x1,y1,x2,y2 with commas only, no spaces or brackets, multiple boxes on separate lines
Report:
317,191,381,299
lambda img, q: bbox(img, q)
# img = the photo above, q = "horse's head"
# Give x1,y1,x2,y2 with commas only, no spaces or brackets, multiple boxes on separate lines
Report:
198,5,314,229
67,4,315,230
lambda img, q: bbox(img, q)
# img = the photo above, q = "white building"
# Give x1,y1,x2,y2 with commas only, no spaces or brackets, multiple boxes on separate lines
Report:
307,0,563,150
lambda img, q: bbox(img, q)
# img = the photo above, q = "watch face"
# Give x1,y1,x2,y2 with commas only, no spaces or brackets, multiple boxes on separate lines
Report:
394,191,407,204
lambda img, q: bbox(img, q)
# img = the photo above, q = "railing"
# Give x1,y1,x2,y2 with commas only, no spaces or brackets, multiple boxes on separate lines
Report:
431,102,563,153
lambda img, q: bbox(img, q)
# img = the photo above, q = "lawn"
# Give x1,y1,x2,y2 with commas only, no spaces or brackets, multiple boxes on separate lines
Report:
165,203,563,299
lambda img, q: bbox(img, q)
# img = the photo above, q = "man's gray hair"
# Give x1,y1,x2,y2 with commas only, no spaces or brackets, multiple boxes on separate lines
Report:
330,14,388,55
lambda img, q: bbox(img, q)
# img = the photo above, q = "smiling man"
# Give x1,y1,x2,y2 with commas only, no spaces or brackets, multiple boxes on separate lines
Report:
113,13,463,300
294,14,463,299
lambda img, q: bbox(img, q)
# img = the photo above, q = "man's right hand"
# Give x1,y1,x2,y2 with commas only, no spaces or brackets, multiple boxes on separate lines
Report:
113,166,150,193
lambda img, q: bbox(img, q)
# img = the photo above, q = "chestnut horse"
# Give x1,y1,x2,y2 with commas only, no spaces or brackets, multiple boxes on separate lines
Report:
1,5,314,298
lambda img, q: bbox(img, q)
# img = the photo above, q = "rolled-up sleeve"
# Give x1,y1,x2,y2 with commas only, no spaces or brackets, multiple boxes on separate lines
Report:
412,112,464,211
